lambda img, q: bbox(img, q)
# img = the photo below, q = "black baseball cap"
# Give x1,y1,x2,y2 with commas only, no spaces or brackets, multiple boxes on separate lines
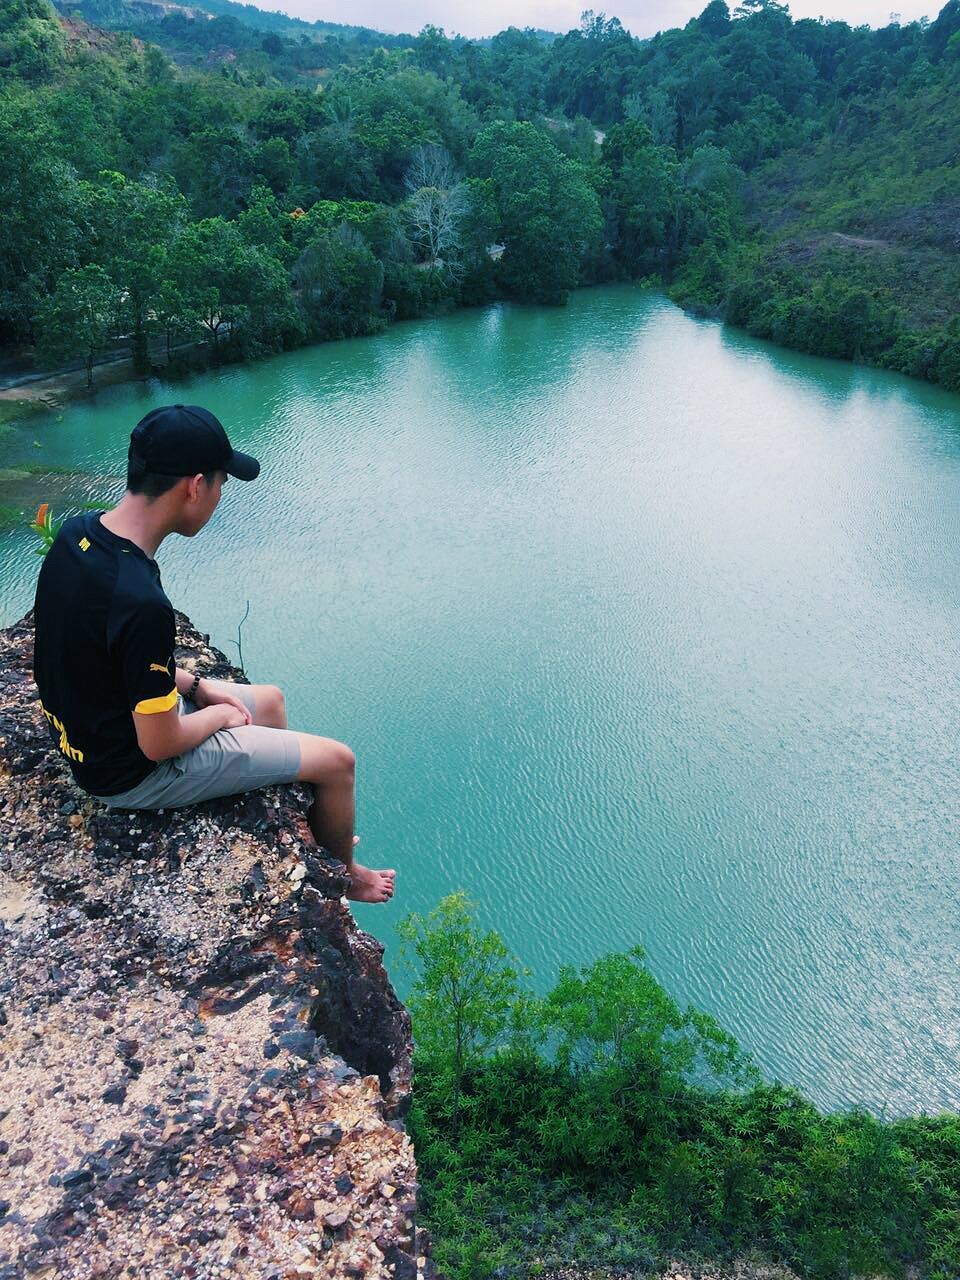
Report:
129,404,260,482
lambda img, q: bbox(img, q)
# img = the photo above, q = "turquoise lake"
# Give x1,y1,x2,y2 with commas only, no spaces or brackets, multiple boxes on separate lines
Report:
3,284,960,1116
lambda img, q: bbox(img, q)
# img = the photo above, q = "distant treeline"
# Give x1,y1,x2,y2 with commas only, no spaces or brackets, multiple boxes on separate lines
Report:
1,0,959,389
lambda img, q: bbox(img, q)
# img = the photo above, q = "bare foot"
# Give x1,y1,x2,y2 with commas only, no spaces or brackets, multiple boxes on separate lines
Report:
346,861,396,904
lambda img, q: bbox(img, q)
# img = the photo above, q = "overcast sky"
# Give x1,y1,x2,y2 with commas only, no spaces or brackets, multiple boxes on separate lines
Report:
258,0,942,39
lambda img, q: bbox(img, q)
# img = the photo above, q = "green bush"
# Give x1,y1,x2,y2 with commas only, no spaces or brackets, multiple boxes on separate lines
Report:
399,893,960,1280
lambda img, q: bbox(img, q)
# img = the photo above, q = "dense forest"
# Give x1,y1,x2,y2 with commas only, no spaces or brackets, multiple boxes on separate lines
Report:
1,0,959,391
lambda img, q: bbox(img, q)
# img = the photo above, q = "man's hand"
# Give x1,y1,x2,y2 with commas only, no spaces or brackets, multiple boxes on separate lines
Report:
194,679,252,725
135,698,250,763
216,702,249,730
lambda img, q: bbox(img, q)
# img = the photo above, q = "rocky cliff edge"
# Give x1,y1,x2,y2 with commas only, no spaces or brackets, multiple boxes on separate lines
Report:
0,611,434,1280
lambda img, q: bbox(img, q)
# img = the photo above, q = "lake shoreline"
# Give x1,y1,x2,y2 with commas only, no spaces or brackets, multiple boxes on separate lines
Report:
4,286,956,429
0,354,146,424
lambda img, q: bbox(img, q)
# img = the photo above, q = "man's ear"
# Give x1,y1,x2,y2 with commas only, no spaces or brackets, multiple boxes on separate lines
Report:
184,474,205,502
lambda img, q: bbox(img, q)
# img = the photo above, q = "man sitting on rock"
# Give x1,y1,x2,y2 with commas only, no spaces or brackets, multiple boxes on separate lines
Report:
32,404,395,904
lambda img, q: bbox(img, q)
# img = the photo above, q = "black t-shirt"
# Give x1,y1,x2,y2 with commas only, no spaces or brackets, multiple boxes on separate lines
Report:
33,511,178,796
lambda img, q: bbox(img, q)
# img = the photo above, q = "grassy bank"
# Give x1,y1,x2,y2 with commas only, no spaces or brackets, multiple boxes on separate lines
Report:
0,398,50,428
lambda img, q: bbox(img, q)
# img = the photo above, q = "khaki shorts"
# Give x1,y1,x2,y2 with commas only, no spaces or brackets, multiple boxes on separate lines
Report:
97,680,302,810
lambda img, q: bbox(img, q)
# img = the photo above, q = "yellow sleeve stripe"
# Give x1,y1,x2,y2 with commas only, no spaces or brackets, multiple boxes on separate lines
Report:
134,688,178,715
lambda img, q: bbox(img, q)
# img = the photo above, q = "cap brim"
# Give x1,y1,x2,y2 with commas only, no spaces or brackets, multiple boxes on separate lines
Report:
225,450,260,481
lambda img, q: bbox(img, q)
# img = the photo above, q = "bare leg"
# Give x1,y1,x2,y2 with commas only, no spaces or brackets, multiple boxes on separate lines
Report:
242,683,287,729
222,685,394,903
201,681,288,728
292,732,395,904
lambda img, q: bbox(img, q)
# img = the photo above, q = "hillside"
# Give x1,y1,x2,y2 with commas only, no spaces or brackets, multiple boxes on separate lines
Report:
724,8,960,379
47,0,416,81
53,0,398,43
1,0,958,400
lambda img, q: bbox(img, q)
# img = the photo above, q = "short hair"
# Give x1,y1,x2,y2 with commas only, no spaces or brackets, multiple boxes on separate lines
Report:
126,467,219,498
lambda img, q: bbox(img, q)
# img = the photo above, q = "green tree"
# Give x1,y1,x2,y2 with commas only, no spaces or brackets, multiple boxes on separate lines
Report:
698,0,732,37
468,120,602,303
0,91,81,341
0,0,64,82
398,891,523,1131
82,172,184,371
142,42,174,87
168,217,295,358
36,264,116,387
237,183,291,262
415,24,453,79
152,276,191,365
455,176,499,302
291,123,377,205
171,126,253,219
291,223,384,340
253,136,294,195
543,946,757,1087
601,120,680,274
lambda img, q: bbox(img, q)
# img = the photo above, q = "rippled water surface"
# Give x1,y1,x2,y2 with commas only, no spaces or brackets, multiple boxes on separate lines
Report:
4,286,960,1115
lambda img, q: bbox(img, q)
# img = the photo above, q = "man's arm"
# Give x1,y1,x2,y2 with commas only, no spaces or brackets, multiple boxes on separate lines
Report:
174,668,244,703
174,667,197,697
134,698,247,763
110,601,251,764
175,668,253,718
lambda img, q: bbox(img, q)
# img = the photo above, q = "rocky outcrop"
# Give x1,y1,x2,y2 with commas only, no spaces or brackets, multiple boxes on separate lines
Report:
0,612,433,1279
